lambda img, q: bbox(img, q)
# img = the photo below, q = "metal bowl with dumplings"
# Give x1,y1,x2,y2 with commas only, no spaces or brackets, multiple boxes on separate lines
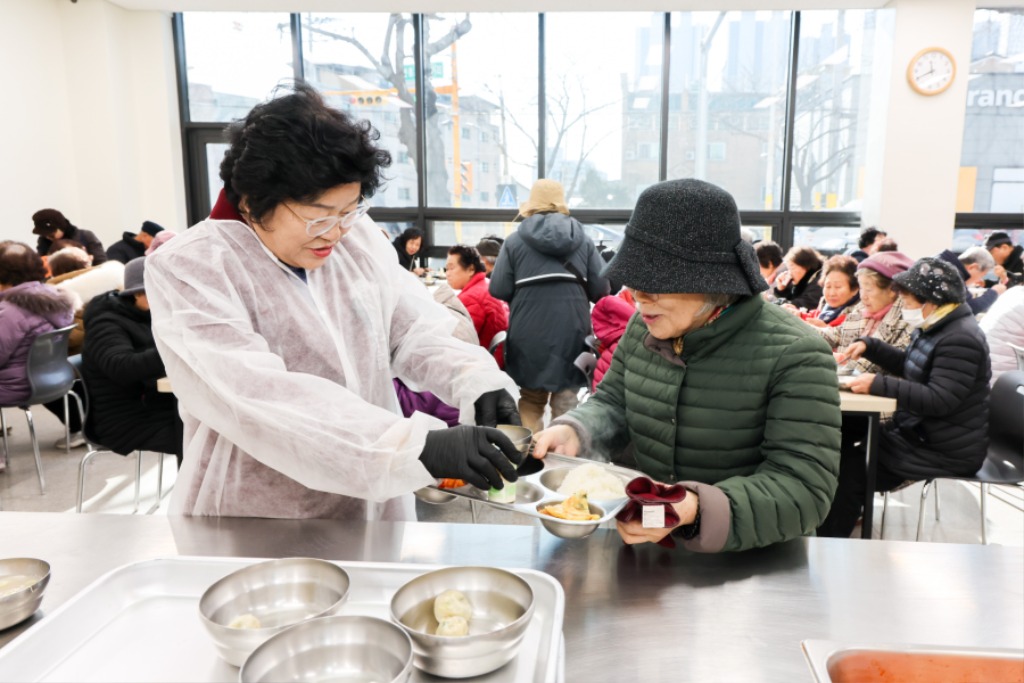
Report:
0,558,50,630
240,615,414,683
389,566,535,678
198,558,351,667
535,498,607,540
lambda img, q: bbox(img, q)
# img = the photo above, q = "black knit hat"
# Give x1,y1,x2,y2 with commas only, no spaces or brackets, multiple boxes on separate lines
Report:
140,220,165,237
893,257,966,306
601,179,767,295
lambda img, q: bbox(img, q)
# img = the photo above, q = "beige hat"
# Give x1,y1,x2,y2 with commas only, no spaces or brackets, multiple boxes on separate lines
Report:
519,179,569,218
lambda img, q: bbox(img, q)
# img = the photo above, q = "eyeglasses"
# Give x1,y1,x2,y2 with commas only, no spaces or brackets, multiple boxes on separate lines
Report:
283,199,370,238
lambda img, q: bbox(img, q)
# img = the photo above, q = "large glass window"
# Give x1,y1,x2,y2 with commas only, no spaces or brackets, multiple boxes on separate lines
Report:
182,13,294,122
790,10,880,211
545,13,663,209
425,13,539,208
667,12,791,209
959,9,1024,214
300,13,417,208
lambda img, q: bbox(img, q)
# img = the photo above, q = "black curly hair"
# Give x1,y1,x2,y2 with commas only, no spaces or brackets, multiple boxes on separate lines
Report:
447,244,485,274
220,81,392,225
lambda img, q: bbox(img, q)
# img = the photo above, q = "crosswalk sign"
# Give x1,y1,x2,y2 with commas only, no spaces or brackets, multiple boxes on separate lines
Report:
497,184,518,209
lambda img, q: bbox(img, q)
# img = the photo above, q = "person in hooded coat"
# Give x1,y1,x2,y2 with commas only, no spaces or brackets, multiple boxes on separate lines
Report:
81,257,183,464
31,209,107,265
0,242,75,410
146,84,521,520
489,179,610,434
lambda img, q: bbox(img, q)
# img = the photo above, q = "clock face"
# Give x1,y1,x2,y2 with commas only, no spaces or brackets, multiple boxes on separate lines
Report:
908,48,956,96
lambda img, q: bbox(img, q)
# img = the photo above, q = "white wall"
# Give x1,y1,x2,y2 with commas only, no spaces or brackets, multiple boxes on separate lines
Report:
860,0,977,256
0,0,185,252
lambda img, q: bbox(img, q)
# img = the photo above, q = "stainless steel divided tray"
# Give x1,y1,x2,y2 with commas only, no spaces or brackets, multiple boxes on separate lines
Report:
0,557,565,683
424,455,642,533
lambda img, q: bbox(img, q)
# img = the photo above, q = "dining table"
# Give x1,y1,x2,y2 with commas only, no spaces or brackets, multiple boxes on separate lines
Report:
0,511,1020,681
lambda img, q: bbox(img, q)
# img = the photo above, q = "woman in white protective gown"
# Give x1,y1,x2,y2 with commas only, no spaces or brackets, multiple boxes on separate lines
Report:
146,83,522,519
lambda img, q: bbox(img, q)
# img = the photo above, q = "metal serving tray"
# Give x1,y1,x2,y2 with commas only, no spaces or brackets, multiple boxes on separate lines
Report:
802,639,1024,683
0,557,565,683
424,454,641,534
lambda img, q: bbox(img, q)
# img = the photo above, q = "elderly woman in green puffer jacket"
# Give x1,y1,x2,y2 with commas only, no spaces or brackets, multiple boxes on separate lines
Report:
532,179,841,553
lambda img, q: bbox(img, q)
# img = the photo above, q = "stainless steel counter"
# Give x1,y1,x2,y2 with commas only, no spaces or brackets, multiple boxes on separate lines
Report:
0,512,1021,680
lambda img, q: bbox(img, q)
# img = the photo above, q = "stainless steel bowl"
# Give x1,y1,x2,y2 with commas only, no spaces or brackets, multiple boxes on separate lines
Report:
495,424,532,452
535,498,606,539
240,615,414,683
414,487,458,504
198,558,350,667
389,566,535,678
0,558,50,630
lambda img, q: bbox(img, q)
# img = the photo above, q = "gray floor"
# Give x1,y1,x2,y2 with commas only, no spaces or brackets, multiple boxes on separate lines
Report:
2,405,1021,546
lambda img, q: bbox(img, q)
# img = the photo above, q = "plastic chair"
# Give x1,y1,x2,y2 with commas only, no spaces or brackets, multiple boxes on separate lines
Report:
0,325,77,493
68,355,170,514
573,351,598,396
1009,342,1024,371
885,370,1024,543
584,334,600,354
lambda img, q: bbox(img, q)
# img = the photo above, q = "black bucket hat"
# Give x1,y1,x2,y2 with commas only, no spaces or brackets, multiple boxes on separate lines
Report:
892,257,966,306
602,179,767,295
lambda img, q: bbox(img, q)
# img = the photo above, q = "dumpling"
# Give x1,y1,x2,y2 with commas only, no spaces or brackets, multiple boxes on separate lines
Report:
436,616,470,637
433,589,473,622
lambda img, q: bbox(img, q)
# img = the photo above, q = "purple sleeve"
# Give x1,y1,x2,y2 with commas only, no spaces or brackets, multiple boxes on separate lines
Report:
393,379,461,427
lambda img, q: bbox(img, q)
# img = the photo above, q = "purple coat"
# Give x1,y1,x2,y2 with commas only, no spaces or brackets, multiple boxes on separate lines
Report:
0,282,74,405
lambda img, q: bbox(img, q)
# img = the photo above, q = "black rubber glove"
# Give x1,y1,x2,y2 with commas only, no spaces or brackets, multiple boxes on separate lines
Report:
474,389,521,427
419,425,523,491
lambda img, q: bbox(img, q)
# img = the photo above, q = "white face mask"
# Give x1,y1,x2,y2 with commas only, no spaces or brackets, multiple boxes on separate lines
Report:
902,306,926,328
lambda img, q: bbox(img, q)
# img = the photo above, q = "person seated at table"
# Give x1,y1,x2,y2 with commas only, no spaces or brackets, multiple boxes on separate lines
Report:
82,257,183,467
773,246,823,310
393,227,427,275
819,252,913,375
755,240,785,290
818,258,992,538
31,209,107,265
445,244,508,368
798,255,860,328
106,221,165,264
475,235,504,276
0,242,75,458
46,247,127,353
936,246,1003,316
532,179,841,553
980,285,1024,384
845,226,887,263
985,231,1023,287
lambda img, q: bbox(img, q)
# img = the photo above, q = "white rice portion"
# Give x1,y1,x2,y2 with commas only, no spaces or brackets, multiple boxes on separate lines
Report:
556,463,627,501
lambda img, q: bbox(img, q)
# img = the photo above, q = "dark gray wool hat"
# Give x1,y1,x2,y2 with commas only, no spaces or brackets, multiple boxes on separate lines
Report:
893,257,966,306
601,178,768,295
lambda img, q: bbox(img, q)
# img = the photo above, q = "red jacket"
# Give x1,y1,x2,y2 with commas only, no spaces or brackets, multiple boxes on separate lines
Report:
591,295,635,390
457,272,509,368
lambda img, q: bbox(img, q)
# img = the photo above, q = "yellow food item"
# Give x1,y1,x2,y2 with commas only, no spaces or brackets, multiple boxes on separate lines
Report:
541,492,599,521
433,589,473,622
227,613,262,629
436,616,470,637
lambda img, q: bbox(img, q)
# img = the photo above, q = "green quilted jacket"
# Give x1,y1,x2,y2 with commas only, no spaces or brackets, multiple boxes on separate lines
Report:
558,295,840,552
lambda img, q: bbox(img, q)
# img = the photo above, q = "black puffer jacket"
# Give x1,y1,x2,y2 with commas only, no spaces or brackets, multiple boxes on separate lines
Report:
81,292,178,456
862,304,991,479
489,212,609,390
